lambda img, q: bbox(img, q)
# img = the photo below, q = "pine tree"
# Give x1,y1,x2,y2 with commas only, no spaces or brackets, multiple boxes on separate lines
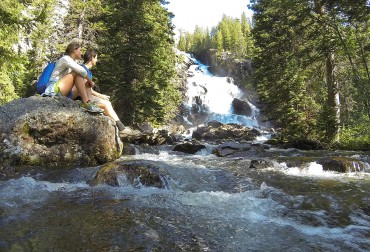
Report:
0,0,56,104
95,0,180,125
250,0,370,144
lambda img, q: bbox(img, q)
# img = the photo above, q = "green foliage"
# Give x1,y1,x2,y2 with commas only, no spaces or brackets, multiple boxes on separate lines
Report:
95,0,180,125
0,0,181,127
176,13,254,59
338,115,370,150
0,0,56,103
250,0,370,145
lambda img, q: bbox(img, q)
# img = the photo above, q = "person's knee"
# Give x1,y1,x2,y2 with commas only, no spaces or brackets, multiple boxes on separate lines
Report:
99,103,107,110
69,71,78,77
101,100,112,107
74,73,84,81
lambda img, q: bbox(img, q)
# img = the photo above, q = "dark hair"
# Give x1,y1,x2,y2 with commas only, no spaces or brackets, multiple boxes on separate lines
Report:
65,41,81,55
83,49,98,64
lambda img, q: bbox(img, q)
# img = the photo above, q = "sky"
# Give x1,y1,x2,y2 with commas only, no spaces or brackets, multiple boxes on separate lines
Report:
166,0,253,33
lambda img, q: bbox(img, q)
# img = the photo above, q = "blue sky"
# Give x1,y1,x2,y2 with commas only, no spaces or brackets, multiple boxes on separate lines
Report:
166,0,253,33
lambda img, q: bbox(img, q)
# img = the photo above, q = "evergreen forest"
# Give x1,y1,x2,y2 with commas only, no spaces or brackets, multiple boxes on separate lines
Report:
0,0,180,126
2,0,370,149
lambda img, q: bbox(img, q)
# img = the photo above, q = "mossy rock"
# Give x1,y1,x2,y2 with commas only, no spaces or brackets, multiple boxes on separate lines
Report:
91,160,168,188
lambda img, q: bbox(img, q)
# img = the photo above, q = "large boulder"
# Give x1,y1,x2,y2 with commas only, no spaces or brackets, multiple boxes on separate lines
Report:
232,98,252,116
192,121,261,142
0,96,123,169
90,160,168,188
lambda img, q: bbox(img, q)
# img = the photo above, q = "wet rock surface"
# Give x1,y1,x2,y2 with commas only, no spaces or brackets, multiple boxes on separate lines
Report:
192,121,261,143
173,141,206,154
318,157,366,173
91,160,168,188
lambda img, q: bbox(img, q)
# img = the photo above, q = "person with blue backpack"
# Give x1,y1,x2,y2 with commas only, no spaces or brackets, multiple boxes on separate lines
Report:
41,41,103,113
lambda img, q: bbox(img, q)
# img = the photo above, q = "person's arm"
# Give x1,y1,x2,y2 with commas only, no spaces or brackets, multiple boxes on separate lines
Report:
63,56,95,87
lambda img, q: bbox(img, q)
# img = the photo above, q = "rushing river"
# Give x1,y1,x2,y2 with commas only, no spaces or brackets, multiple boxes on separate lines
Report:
1,150,370,251
1,56,370,251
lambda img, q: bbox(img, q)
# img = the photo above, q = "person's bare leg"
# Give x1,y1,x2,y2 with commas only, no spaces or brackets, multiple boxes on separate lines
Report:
71,80,92,100
86,86,93,101
58,72,89,103
73,74,89,103
57,73,74,96
97,100,120,121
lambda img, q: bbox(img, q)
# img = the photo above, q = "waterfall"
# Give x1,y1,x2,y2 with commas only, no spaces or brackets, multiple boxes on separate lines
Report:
183,55,259,128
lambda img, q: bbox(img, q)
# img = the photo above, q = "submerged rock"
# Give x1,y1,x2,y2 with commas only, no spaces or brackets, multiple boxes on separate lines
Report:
278,156,367,173
173,141,206,154
249,159,275,169
0,96,123,168
214,142,271,158
91,160,168,188
318,157,366,173
212,141,252,157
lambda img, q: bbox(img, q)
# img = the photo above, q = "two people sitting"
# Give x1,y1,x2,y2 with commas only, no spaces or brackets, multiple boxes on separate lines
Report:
42,41,126,131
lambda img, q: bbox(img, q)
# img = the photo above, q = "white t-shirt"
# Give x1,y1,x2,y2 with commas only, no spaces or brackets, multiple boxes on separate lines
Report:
43,55,87,96
49,55,87,82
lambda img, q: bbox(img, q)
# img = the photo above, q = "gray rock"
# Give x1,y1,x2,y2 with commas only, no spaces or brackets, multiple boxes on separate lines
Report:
207,120,224,128
213,141,252,157
192,122,258,142
91,160,168,188
0,96,123,168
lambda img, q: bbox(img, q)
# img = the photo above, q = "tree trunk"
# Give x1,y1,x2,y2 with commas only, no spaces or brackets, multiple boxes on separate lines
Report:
326,53,340,142
78,1,86,40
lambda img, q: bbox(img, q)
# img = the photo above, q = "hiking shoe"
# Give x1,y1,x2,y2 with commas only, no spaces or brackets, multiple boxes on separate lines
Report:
80,101,104,113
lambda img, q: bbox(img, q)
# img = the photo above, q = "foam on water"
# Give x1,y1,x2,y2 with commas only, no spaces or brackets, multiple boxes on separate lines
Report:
278,162,370,179
0,177,89,208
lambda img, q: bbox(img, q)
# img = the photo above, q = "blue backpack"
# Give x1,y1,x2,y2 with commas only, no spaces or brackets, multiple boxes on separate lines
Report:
36,62,56,94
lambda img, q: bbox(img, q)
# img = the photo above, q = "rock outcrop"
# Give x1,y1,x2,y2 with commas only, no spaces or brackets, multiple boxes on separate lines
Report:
0,96,123,169
196,49,252,87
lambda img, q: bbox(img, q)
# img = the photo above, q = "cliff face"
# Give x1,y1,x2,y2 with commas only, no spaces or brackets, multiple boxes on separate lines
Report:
196,49,253,87
175,49,194,97
0,96,123,170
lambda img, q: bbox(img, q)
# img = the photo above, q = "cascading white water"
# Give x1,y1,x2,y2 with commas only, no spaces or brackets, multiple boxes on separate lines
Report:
184,55,259,128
